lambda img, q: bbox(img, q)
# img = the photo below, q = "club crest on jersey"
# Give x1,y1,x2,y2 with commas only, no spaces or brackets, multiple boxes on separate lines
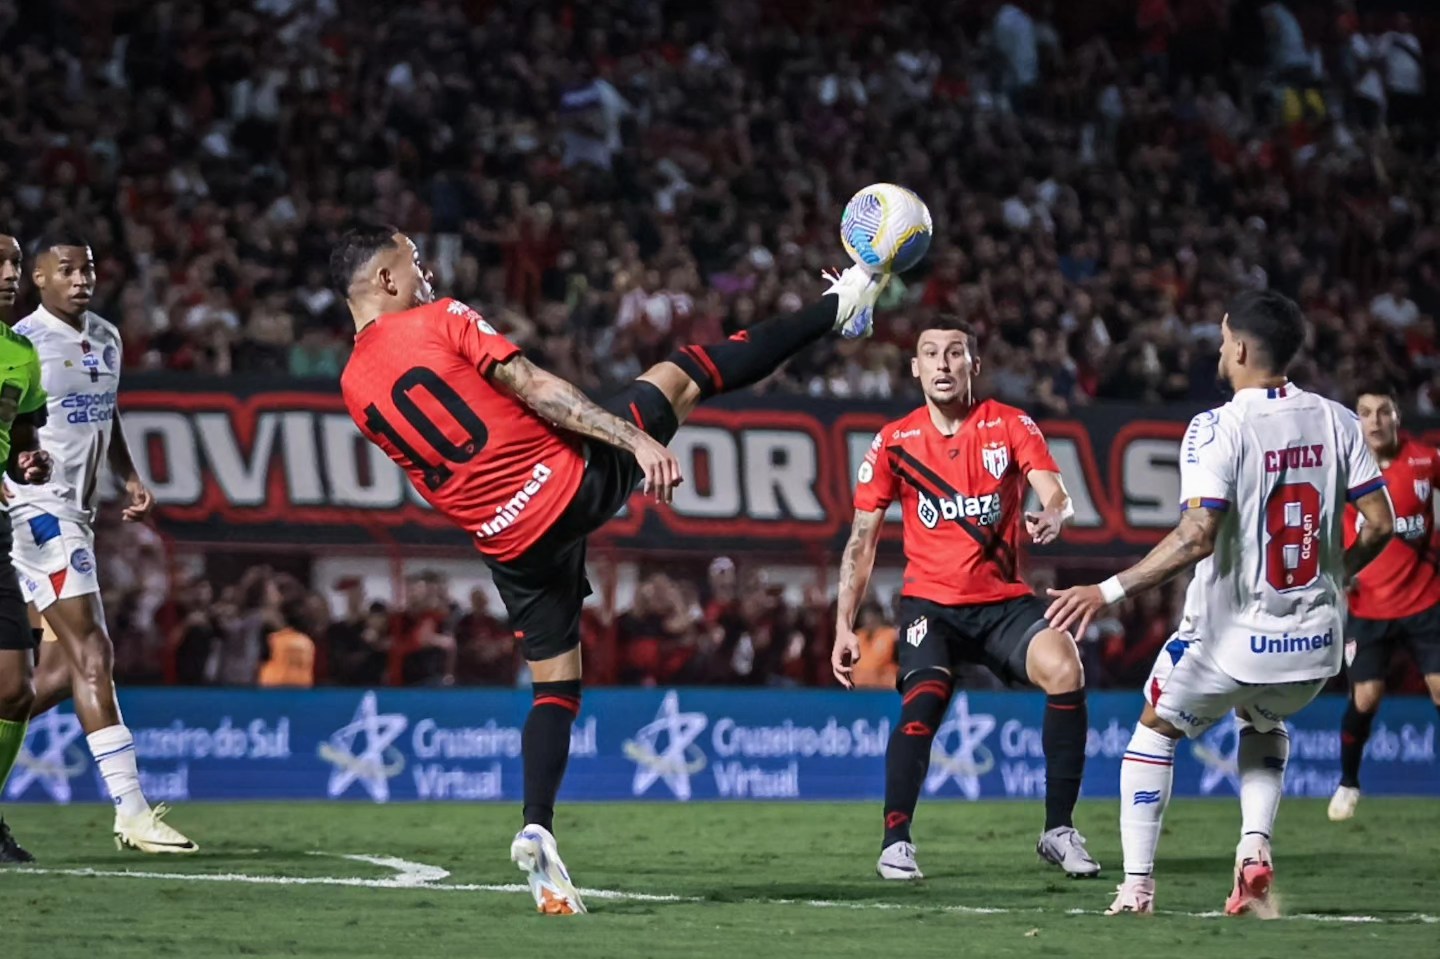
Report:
981,443,1008,480
905,617,928,647
1416,479,1431,503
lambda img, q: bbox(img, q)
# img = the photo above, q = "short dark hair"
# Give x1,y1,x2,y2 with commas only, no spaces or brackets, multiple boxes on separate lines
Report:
1225,289,1306,373
1354,382,1399,406
917,314,980,353
32,231,91,258
329,223,399,297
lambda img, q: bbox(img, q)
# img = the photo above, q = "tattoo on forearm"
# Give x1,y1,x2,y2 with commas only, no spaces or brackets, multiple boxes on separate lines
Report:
493,357,642,452
838,511,881,627
1118,509,1218,595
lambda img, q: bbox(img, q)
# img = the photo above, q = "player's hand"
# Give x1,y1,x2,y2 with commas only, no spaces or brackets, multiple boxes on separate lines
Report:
1025,508,1066,545
631,433,683,504
1044,584,1105,640
16,450,51,485
831,627,861,689
123,478,155,522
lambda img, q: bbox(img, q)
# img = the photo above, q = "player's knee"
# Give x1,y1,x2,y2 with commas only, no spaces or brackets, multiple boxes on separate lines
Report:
897,668,952,732
1351,682,1384,714
0,672,35,720
70,631,115,689
1026,629,1083,694
1138,704,1185,739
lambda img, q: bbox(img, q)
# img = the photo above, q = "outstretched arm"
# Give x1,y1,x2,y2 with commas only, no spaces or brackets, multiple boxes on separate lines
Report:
832,508,885,688
1346,487,1394,581
489,354,683,502
1024,469,1074,545
1044,507,1223,637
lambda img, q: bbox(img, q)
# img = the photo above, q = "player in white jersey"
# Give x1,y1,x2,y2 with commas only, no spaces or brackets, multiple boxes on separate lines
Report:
1046,290,1394,917
9,236,195,853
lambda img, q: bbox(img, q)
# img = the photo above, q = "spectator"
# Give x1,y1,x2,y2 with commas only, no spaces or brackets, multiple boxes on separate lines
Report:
258,599,317,688
1371,278,1420,332
850,601,898,690
455,589,517,686
219,568,280,686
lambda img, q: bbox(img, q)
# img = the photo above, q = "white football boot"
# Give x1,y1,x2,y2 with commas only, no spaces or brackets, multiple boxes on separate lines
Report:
511,825,587,915
823,266,890,339
114,803,199,854
1105,875,1156,915
876,841,924,880
1037,826,1102,877
1328,785,1360,821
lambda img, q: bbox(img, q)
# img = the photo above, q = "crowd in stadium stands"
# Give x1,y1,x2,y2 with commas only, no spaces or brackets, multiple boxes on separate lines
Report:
7,0,1439,691
3,0,1440,408
97,521,1428,694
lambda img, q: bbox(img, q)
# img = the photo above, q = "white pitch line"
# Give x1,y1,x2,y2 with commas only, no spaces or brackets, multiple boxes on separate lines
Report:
4,866,1435,925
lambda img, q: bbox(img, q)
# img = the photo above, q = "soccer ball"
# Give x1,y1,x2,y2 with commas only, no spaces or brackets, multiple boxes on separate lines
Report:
840,183,933,275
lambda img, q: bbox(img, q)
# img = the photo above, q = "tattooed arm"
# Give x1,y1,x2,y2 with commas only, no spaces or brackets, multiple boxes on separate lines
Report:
1044,507,1223,637
832,508,885,688
488,354,684,501
490,354,647,451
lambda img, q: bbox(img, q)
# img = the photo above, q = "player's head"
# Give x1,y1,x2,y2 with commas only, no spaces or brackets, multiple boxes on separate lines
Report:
912,315,980,407
31,232,95,319
0,233,21,314
330,224,434,317
1218,289,1306,388
1355,382,1401,454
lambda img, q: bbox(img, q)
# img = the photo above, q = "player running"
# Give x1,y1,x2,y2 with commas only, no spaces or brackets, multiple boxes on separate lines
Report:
831,315,1099,881
335,224,887,915
1045,290,1394,917
0,232,54,864
1328,384,1440,822
7,235,196,855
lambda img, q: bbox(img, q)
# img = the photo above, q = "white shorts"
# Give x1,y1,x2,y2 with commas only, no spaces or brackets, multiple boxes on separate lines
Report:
11,514,100,612
1144,633,1325,738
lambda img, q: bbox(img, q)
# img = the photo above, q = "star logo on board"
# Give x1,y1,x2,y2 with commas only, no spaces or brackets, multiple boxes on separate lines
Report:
623,691,708,800
1193,714,1243,795
7,710,87,803
317,692,408,803
924,694,997,800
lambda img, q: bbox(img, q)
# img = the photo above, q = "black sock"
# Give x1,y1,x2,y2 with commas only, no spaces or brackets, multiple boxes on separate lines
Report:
1340,701,1376,789
669,295,837,398
1043,689,1087,831
522,680,581,833
883,669,952,849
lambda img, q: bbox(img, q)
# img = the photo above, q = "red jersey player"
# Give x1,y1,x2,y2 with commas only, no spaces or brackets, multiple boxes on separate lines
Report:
830,316,1098,882
333,225,887,914
1330,384,1440,822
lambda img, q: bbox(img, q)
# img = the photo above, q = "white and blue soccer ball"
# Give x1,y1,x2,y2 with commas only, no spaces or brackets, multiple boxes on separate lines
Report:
840,183,933,275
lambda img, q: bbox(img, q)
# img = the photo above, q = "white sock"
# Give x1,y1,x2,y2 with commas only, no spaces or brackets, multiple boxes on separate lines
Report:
87,725,149,819
1238,723,1289,848
1119,723,1178,876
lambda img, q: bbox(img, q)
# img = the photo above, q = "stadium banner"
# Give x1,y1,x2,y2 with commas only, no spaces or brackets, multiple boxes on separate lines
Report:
9,689,1436,804
126,375,1439,557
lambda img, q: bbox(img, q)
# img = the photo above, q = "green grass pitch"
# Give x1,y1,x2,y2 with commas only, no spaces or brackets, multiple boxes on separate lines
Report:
3,799,1437,958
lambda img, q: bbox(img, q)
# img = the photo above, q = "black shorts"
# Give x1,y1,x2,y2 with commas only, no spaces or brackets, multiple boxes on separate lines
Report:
894,594,1049,689
485,380,680,663
0,516,33,652
1346,602,1440,683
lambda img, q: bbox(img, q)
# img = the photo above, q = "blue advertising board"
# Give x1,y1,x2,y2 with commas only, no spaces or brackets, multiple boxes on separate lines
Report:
7,689,1436,804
